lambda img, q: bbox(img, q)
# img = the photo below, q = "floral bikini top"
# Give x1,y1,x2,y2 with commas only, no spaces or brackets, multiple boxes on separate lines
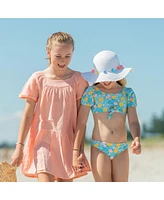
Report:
81,86,137,119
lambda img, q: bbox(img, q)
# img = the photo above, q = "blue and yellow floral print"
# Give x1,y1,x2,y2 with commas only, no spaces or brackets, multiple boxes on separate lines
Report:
91,140,128,159
81,86,137,119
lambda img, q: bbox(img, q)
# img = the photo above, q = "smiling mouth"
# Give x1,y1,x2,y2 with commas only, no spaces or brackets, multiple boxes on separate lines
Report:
104,82,111,86
58,64,65,68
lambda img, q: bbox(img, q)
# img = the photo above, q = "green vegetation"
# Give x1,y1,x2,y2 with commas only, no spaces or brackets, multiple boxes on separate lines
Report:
142,110,164,135
0,142,15,149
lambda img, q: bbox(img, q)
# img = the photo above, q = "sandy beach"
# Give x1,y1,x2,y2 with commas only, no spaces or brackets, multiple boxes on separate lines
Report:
1,143,164,182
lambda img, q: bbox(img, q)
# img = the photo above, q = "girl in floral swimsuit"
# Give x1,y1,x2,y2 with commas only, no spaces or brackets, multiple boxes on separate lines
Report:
72,50,141,182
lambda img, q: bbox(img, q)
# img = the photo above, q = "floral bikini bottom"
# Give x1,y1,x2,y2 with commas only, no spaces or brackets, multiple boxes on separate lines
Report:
91,140,128,160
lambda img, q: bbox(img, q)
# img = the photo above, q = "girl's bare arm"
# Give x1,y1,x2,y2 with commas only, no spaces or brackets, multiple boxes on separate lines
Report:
127,106,140,142
127,106,141,154
76,99,86,152
11,98,36,166
74,105,90,151
17,98,36,144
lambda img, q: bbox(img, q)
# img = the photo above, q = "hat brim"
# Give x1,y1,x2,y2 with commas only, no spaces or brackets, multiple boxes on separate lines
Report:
82,68,132,84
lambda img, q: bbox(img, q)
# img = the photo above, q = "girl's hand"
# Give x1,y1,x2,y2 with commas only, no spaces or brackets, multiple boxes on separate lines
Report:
131,139,141,155
78,152,86,169
72,151,84,172
11,145,24,167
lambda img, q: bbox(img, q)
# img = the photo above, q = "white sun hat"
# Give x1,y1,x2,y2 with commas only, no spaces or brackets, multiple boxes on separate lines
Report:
82,50,132,83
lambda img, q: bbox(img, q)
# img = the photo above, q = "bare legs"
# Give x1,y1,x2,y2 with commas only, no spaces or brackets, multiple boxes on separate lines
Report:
112,149,129,182
57,178,73,182
37,172,73,182
91,146,129,182
38,172,55,182
91,146,112,181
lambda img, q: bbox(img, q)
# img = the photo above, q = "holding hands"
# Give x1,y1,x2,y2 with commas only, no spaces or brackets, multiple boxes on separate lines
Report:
72,150,86,172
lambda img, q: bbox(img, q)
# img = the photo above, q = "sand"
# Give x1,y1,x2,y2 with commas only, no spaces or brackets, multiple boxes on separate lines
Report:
1,146,164,182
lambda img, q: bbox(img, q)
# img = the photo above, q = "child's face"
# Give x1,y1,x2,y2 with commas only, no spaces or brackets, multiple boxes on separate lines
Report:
99,81,115,89
48,42,73,71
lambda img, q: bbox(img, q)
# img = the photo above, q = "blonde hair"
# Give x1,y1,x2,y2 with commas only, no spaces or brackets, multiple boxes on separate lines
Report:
117,78,127,86
46,32,74,65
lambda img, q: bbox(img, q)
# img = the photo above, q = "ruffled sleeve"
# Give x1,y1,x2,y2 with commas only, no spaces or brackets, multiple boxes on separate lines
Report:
76,72,89,100
127,88,137,107
19,72,39,101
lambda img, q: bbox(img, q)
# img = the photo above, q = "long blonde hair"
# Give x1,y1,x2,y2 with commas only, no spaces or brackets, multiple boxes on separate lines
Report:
46,32,74,65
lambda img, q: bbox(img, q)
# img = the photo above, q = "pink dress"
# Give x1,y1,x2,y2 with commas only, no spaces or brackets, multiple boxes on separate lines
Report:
19,71,91,179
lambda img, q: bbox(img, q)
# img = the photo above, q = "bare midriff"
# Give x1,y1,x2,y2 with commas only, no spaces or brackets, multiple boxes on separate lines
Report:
92,112,127,143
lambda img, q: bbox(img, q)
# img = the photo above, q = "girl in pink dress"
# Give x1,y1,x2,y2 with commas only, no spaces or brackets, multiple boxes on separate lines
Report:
11,32,91,182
